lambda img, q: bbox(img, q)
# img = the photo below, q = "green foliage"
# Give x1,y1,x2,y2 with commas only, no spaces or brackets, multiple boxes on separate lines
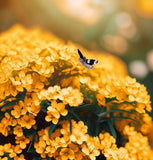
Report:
0,89,26,109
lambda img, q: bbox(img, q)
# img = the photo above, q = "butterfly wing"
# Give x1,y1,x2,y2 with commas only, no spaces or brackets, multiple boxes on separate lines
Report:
79,58,93,69
77,49,84,59
86,59,98,65
83,63,93,69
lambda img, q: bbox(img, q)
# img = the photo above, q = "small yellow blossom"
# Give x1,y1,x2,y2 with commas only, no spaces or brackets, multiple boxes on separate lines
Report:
60,148,75,160
15,135,30,149
11,101,27,118
124,125,153,159
45,100,68,124
70,121,88,144
81,136,100,160
14,154,25,160
17,114,36,129
13,125,23,137
9,145,22,158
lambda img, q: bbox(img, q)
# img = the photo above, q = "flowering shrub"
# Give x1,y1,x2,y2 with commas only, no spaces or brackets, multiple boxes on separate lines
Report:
0,25,153,160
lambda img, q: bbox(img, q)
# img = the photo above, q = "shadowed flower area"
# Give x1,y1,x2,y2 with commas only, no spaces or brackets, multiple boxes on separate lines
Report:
0,25,152,160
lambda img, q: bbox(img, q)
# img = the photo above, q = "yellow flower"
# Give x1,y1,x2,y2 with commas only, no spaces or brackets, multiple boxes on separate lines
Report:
9,145,22,158
0,25,153,160
13,126,23,137
124,125,153,159
0,113,17,136
96,93,106,106
34,139,46,154
60,87,83,106
11,101,27,118
0,68,9,84
48,100,68,116
14,154,25,160
70,121,88,144
69,143,79,152
0,145,4,156
17,114,36,129
45,100,68,124
15,135,30,149
81,136,100,160
60,148,75,160
45,110,60,124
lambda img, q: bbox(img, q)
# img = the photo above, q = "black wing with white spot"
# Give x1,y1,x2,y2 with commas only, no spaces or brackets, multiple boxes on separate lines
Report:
85,59,98,65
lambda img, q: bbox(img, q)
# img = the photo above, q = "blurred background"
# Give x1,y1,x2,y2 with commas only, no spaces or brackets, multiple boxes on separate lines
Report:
0,0,153,116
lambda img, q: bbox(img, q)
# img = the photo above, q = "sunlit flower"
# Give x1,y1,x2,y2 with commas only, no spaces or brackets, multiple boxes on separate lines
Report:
124,125,153,159
17,114,36,129
13,125,23,137
15,135,30,149
60,148,75,160
11,101,27,118
9,145,22,158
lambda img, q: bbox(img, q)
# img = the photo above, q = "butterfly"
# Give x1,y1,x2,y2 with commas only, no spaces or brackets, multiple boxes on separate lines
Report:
77,49,98,69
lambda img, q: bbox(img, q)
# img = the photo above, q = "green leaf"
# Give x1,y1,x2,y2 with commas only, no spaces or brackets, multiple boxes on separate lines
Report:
112,116,138,123
0,89,26,109
98,109,133,117
40,100,50,112
27,148,35,153
46,157,50,160
72,104,94,110
48,124,56,137
107,119,117,139
105,97,117,103
95,104,101,113
95,117,100,136
0,95,14,104
27,132,36,153
20,88,26,102
24,128,36,137
69,110,81,121
0,99,21,109
68,116,72,134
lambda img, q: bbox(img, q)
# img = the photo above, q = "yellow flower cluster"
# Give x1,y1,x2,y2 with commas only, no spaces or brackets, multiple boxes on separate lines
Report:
124,126,153,159
0,25,152,159
34,120,153,160
0,143,25,160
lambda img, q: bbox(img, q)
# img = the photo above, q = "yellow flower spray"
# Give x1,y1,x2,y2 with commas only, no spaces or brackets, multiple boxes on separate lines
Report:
0,25,152,160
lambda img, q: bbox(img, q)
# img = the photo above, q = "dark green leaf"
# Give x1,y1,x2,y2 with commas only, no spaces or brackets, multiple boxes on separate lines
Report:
95,104,101,113
27,148,35,153
20,88,26,102
24,128,36,137
105,97,117,103
68,116,72,134
95,117,100,136
40,100,50,112
112,116,138,123
46,157,50,160
69,110,81,121
98,109,133,117
0,95,14,104
0,99,21,109
48,124,56,137
107,119,117,139
72,104,94,110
